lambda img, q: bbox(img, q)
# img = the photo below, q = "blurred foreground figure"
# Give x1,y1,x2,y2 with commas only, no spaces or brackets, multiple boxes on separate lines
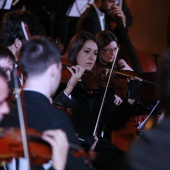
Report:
125,48,170,170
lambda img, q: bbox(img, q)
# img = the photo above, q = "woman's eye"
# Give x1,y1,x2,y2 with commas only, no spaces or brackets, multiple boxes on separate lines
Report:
84,50,90,53
94,52,98,56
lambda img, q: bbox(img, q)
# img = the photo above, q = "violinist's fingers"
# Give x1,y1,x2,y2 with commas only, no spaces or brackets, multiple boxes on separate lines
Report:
128,77,143,82
75,65,85,76
134,77,143,81
42,129,69,170
42,129,69,149
114,94,123,106
67,65,85,77
118,59,133,71
127,78,130,82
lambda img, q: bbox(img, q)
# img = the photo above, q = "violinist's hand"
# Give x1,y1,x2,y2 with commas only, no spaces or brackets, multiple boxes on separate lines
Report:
42,129,69,170
117,59,133,71
112,6,126,27
114,94,123,106
64,65,85,95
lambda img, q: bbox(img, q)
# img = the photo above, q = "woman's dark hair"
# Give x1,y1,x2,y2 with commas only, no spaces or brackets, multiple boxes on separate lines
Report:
0,43,15,64
0,67,7,80
96,30,118,49
1,10,25,46
63,31,98,65
1,10,45,46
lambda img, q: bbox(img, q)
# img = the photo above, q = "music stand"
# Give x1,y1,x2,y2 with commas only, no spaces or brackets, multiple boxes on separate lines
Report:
137,100,160,136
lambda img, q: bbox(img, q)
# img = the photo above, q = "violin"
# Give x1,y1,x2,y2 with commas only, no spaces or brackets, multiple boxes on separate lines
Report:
61,58,158,91
0,127,51,165
0,127,95,166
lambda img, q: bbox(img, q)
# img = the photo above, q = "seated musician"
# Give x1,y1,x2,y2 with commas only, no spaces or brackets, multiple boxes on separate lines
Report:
96,30,133,71
96,30,133,105
54,31,142,170
0,67,69,170
1,10,45,88
1,37,96,170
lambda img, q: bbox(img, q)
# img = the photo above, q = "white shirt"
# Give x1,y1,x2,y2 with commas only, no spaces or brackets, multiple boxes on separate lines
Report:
93,3,105,30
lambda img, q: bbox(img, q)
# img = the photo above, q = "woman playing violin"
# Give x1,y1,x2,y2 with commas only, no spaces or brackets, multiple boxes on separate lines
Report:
96,30,134,105
54,31,142,170
96,30,133,71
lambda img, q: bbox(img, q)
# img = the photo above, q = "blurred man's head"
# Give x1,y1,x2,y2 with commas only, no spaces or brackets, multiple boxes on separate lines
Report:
20,36,61,97
0,68,10,122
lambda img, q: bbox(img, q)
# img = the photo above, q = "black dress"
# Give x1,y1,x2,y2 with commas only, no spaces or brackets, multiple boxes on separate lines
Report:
54,82,136,170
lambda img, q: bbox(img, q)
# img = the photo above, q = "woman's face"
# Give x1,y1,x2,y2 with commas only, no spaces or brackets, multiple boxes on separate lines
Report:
76,40,98,70
100,41,118,63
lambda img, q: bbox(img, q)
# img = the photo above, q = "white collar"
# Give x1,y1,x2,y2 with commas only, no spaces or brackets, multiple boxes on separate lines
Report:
92,3,105,19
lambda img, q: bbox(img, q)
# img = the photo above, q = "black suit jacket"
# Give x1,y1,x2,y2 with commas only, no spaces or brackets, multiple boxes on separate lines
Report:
76,2,132,36
76,1,132,39
76,5,102,35
1,90,95,170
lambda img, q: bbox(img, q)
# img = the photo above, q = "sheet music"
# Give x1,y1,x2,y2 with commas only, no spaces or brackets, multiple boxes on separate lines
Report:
66,0,93,17
0,0,13,9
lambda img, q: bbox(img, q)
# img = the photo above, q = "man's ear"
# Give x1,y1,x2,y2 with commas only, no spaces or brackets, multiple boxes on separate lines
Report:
49,64,59,78
14,38,22,49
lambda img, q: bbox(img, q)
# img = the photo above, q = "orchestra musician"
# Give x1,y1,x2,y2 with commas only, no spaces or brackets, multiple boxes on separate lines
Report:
0,67,69,170
54,31,142,170
1,10,45,88
76,0,132,37
1,36,96,170
96,30,132,71
96,30,133,105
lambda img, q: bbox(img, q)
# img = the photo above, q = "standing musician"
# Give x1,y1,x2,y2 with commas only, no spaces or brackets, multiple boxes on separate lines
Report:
76,0,132,37
1,37,96,170
0,67,69,170
54,31,142,170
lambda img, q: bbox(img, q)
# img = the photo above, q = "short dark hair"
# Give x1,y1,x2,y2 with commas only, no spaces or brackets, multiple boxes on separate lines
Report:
20,36,61,76
96,30,118,49
63,31,98,65
0,67,7,80
0,43,15,64
1,10,45,46
1,10,25,46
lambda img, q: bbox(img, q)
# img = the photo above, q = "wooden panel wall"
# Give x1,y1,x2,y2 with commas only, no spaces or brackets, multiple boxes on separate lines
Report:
126,0,170,56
